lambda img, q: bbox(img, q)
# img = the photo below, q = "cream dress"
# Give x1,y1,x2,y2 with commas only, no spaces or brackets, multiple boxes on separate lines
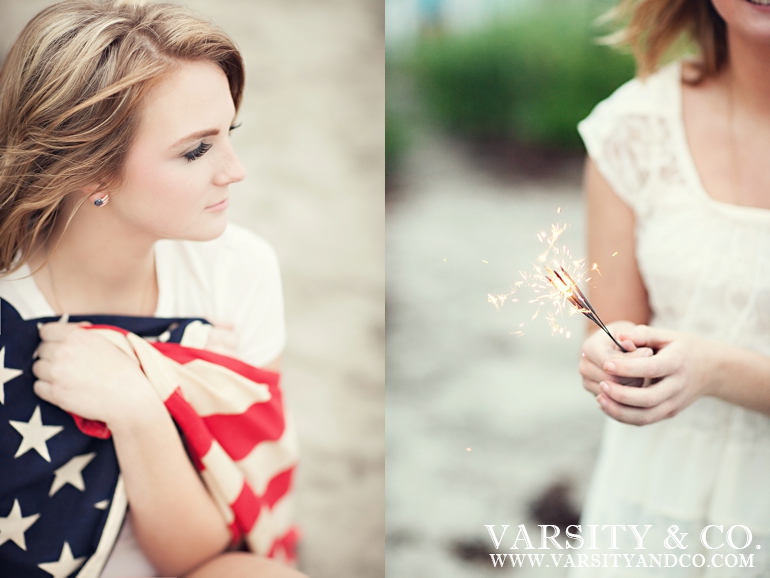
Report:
571,61,770,577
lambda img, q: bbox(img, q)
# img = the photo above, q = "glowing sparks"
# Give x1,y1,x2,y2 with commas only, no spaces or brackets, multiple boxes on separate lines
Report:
489,220,591,336
482,259,489,264
611,251,618,257
488,213,624,351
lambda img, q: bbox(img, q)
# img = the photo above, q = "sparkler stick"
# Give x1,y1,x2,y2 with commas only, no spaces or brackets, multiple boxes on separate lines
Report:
545,265,628,353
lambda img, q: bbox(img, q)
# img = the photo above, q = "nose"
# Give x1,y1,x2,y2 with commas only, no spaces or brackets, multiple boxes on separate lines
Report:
215,142,246,186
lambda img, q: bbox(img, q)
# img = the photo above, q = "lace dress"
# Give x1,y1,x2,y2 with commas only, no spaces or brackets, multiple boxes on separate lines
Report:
571,61,770,577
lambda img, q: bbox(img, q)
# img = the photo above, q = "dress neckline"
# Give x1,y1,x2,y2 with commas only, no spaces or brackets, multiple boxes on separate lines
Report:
672,60,770,223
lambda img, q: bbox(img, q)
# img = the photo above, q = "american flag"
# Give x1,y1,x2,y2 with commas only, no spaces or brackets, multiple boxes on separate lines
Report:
0,298,299,578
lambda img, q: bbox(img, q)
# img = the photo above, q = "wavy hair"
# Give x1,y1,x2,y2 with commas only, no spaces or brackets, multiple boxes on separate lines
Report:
601,0,727,81
0,0,244,272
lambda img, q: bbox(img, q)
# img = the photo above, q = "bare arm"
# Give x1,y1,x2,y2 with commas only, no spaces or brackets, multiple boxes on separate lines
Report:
582,159,770,421
109,394,232,576
579,157,653,393
584,156,650,329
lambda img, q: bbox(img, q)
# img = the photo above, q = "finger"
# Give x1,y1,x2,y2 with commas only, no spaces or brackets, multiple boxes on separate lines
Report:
596,392,677,426
619,338,637,352
33,342,57,361
33,380,55,404
38,322,81,342
579,357,611,385
603,349,677,379
32,359,53,383
617,325,675,349
583,378,601,395
600,378,678,409
608,346,654,360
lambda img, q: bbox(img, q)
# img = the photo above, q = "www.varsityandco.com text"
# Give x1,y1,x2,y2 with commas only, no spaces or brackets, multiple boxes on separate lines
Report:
485,524,760,570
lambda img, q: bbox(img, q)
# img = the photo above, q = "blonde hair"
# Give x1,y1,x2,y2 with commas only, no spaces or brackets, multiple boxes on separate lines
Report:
602,0,726,81
0,0,244,272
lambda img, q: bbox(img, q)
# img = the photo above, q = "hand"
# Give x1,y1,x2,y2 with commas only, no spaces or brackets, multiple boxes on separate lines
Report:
579,321,653,395
32,322,157,426
594,325,719,426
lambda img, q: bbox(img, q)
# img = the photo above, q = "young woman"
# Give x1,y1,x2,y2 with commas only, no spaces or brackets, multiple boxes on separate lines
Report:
0,1,306,577
576,0,770,574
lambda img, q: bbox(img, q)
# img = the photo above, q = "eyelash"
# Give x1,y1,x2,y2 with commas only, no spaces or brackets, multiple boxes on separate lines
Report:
184,124,241,162
184,142,212,162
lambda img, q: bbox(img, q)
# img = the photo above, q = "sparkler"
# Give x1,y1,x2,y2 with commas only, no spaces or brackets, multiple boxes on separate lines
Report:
489,209,626,352
544,264,627,352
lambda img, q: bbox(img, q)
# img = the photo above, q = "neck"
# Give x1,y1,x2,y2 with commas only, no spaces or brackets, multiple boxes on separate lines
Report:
31,198,159,316
724,30,770,119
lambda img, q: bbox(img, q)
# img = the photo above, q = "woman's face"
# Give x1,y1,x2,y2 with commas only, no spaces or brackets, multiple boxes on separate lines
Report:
111,59,245,242
711,0,770,41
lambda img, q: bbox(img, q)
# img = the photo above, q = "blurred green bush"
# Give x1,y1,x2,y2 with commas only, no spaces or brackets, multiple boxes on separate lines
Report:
411,8,635,150
386,101,409,178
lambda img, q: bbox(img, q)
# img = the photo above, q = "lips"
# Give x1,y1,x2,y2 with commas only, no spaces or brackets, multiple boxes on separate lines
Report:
206,198,229,211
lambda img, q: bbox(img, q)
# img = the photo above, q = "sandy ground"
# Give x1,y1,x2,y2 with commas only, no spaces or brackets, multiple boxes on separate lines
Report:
0,2,384,577
387,131,605,577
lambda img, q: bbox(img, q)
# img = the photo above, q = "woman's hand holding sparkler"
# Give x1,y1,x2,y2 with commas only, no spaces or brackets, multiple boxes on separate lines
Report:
579,320,653,394
590,325,722,426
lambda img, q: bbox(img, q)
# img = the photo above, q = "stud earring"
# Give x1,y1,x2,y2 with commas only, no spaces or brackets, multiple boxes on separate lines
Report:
93,194,110,207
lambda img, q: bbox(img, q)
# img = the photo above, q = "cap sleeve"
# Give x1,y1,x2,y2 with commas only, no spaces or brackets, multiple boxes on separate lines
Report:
577,67,678,216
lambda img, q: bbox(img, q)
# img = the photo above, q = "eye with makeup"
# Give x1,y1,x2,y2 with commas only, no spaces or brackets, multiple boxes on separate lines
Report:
184,141,212,162
183,123,241,162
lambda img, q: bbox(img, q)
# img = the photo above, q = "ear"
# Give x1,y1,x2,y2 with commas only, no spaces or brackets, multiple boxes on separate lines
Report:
83,184,110,208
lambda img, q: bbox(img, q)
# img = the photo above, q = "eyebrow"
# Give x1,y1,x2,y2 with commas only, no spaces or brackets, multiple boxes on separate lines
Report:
171,128,220,150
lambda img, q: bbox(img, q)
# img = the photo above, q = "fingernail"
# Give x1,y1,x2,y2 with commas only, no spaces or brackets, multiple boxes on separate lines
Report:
597,395,605,407
601,381,609,392
605,362,616,372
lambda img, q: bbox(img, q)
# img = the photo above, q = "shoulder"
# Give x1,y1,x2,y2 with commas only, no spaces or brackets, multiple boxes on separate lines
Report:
577,61,685,213
582,61,681,123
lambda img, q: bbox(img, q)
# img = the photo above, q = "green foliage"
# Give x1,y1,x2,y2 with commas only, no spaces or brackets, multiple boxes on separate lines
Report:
411,8,635,150
386,103,409,176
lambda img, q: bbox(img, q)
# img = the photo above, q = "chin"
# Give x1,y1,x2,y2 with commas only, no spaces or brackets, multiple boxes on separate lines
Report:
175,215,229,242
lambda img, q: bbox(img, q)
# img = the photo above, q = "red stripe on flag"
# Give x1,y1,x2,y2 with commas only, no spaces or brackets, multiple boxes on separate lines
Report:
263,467,295,509
151,342,279,386
164,387,214,466
268,526,300,562
86,324,131,336
231,482,261,533
228,519,243,548
201,394,285,461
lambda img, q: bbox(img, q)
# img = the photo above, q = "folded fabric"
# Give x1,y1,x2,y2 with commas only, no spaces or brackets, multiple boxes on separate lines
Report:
0,299,299,578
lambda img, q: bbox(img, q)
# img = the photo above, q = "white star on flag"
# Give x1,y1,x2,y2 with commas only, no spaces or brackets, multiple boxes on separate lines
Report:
0,499,40,551
49,453,97,496
9,405,64,462
0,346,23,405
38,542,85,578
